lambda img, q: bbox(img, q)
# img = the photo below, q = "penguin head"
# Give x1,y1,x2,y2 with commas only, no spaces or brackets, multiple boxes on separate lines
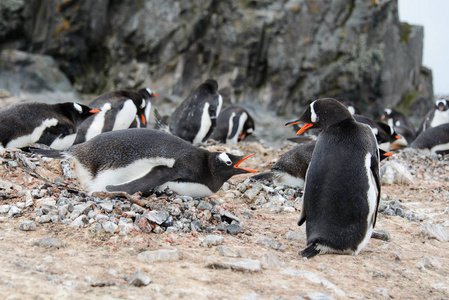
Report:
239,113,255,141
135,88,159,126
435,99,449,112
59,102,100,126
210,152,257,181
381,108,393,121
285,98,352,135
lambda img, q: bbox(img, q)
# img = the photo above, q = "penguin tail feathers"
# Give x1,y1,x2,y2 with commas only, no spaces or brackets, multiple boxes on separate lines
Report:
250,172,273,182
29,148,64,159
300,244,320,259
153,109,171,133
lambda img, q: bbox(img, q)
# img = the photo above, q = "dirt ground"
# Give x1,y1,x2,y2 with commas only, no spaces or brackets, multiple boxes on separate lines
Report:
0,141,448,300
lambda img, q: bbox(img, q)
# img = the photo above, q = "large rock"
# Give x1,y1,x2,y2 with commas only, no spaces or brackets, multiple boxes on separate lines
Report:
0,0,433,118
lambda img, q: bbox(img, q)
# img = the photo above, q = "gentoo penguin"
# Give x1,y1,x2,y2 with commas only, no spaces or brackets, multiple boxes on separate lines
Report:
411,123,449,155
34,128,257,197
353,114,400,152
74,88,158,144
285,98,381,258
417,99,449,135
252,141,391,188
381,108,416,145
210,106,255,144
169,79,223,144
0,102,98,152
251,141,315,188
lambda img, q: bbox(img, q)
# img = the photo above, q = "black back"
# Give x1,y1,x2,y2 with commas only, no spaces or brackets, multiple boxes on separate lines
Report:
210,106,255,143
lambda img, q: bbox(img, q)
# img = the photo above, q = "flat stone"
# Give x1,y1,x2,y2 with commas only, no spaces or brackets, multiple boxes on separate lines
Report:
8,206,21,217
128,270,152,287
200,235,224,247
282,268,346,297
216,245,241,258
99,201,114,213
0,205,11,214
244,184,263,200
143,210,169,225
371,229,391,241
226,223,243,235
206,257,261,273
136,249,181,263
197,200,213,211
420,223,449,242
261,251,282,269
19,220,36,231
33,238,67,248
257,237,284,251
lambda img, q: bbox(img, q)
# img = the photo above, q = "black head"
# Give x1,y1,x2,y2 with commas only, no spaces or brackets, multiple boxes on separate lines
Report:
435,99,449,112
58,102,99,126
285,98,353,135
208,152,257,190
132,88,158,126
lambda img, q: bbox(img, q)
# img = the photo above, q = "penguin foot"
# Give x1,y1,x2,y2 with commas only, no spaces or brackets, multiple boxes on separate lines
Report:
300,244,320,258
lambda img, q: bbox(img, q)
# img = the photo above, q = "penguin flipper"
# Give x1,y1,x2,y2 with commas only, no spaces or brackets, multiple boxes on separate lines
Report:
300,244,320,258
106,166,180,197
297,197,306,226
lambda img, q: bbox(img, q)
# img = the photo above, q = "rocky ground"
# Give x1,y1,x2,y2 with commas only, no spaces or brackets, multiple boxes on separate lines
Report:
0,137,448,299
0,97,449,299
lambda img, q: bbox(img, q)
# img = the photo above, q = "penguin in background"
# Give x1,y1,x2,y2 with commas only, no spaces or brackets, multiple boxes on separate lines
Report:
411,123,449,155
417,99,449,135
353,114,401,152
169,79,223,144
0,102,99,153
285,98,381,258
210,106,255,144
381,108,416,145
74,88,158,144
33,128,257,197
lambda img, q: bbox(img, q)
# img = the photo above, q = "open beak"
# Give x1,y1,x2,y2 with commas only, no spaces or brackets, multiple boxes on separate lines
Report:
234,153,258,173
296,123,313,135
141,114,146,125
89,109,100,114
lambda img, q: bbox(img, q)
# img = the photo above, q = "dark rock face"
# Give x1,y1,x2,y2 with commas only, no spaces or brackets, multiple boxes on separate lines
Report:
0,0,433,118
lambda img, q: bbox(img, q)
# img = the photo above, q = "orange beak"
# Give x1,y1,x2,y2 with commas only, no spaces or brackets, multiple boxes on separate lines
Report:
296,123,314,135
383,152,394,157
395,135,401,140
89,109,100,113
381,115,386,121
141,114,146,125
234,153,258,173
238,132,246,141
153,93,159,97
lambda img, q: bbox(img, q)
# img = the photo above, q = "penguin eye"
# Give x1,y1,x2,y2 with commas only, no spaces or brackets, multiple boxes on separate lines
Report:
225,160,232,166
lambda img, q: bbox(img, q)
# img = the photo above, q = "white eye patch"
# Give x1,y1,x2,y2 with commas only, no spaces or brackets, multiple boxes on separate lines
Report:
218,152,232,166
146,88,153,95
73,103,83,113
310,101,318,122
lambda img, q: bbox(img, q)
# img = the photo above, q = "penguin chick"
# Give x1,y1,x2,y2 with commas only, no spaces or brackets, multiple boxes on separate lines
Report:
0,102,98,152
210,106,255,144
169,79,223,144
34,128,257,197
74,87,158,144
286,98,381,258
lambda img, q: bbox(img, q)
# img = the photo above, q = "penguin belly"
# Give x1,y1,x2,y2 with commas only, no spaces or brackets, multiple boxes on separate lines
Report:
156,181,214,198
85,103,112,141
67,155,176,194
112,100,138,131
430,110,449,128
6,118,58,148
192,102,212,144
273,172,305,188
49,133,77,150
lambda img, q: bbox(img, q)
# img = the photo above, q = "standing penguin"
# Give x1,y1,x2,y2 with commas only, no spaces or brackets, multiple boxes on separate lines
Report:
33,128,257,197
169,79,223,144
74,88,158,144
0,102,98,152
417,99,449,135
285,98,381,258
210,106,255,144
381,108,416,145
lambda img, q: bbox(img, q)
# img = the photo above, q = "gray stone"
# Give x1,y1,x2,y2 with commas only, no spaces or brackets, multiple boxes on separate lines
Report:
102,221,118,233
143,210,169,225
8,206,21,217
216,245,241,258
380,162,413,185
137,249,181,263
200,235,224,247
257,237,284,251
131,204,146,214
33,238,67,248
420,223,449,242
19,220,36,231
99,201,114,213
285,230,304,241
71,215,89,228
128,270,152,287
371,230,391,242
37,215,52,223
305,292,335,300
206,258,261,273
244,184,263,200
226,223,243,235
0,205,11,214
197,200,213,211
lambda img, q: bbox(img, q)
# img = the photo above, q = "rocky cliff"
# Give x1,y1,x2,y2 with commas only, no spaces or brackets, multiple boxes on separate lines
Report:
0,0,433,119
